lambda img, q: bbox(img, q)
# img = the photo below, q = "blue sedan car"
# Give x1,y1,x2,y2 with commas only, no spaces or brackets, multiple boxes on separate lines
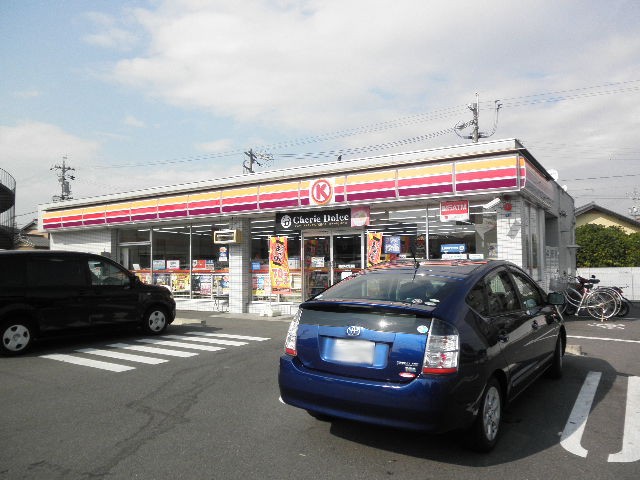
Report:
278,260,565,451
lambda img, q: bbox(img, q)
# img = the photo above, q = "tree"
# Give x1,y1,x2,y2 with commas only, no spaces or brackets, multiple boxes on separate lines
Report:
575,224,630,267
626,232,640,266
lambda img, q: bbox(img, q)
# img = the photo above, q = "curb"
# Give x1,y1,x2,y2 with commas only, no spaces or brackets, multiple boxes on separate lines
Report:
566,344,583,356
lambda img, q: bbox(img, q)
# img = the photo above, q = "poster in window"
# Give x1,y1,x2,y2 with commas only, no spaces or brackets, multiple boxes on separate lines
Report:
384,235,401,254
269,236,291,293
171,272,190,292
167,259,180,270
367,232,382,267
152,259,166,270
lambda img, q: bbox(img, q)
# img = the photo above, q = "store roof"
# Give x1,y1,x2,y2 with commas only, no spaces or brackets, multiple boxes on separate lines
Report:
39,138,549,212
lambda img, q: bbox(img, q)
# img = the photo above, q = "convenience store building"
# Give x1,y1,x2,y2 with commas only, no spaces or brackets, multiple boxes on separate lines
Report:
38,139,576,315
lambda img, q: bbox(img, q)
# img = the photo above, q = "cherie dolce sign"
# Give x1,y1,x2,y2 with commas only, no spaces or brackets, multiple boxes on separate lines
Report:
440,200,469,222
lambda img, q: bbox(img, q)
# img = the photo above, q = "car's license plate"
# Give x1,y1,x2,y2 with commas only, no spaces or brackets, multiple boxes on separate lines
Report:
327,338,375,365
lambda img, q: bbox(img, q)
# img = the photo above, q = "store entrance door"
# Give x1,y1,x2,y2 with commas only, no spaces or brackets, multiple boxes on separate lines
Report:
302,230,363,300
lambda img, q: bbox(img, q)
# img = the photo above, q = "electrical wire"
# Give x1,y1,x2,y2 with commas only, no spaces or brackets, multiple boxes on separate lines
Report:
78,79,640,170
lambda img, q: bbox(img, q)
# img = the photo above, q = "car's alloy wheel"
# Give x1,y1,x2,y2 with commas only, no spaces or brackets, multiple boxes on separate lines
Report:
1,321,33,355
143,307,168,334
469,377,502,452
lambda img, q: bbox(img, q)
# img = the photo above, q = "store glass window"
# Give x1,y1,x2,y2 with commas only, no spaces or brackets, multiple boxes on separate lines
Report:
366,204,497,262
118,228,151,276
152,226,190,295
250,218,302,304
192,223,230,299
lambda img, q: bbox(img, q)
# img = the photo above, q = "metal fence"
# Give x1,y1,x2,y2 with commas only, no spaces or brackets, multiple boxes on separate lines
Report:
576,267,640,301
0,167,16,250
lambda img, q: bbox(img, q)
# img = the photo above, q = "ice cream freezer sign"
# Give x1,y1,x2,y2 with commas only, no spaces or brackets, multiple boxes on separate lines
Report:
440,200,469,222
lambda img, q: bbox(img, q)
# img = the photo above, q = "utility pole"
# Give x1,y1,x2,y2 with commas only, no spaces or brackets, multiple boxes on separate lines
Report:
243,149,260,173
629,188,640,220
50,156,75,201
455,93,502,143
243,149,274,174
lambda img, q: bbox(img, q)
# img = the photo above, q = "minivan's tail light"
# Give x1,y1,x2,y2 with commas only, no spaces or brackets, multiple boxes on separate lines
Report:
422,318,459,375
284,309,302,356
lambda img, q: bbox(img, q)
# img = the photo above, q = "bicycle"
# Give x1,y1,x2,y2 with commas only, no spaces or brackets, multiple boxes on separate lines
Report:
577,275,630,317
560,275,619,320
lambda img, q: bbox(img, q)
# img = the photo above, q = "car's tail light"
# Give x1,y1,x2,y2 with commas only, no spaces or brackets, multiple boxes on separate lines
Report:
422,318,459,375
284,309,302,356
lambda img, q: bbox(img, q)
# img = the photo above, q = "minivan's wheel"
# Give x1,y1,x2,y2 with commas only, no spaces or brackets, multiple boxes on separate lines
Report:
1,320,34,356
142,307,168,335
468,377,502,452
545,336,564,379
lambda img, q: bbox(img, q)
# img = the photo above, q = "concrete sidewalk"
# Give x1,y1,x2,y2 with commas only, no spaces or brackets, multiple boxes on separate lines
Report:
172,310,293,326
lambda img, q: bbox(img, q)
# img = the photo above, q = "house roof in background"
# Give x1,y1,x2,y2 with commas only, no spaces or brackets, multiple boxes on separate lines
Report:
575,202,640,229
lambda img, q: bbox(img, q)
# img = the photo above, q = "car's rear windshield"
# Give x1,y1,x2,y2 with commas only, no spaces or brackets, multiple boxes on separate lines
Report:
314,270,462,306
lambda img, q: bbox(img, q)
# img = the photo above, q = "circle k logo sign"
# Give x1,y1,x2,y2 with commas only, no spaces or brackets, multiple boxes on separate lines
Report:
309,178,334,206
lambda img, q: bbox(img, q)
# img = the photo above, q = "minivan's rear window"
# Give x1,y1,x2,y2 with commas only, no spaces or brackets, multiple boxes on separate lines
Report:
315,271,461,305
26,258,87,287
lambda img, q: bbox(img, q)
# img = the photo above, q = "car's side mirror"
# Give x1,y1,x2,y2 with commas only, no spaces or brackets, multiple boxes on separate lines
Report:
547,292,565,305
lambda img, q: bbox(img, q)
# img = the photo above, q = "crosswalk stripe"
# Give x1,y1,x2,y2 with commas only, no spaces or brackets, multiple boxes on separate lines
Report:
165,335,247,346
76,348,168,364
108,343,198,357
185,332,270,341
40,354,135,372
136,339,226,351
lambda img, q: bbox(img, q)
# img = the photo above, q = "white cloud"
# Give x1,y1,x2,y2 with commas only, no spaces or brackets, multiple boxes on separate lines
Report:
0,122,101,219
197,138,234,152
123,115,146,128
13,90,41,99
82,11,139,50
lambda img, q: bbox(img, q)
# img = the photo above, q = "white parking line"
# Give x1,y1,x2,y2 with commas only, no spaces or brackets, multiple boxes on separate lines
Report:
165,335,247,346
560,371,601,458
40,354,135,372
76,348,168,364
136,339,226,352
108,343,198,357
568,335,640,344
186,332,270,341
608,376,640,463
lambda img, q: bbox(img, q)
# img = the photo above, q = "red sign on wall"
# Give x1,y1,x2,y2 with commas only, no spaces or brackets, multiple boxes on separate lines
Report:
309,178,334,205
440,200,469,222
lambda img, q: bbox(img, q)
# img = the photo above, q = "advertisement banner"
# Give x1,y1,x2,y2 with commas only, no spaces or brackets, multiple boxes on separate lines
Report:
367,232,382,267
350,206,370,227
269,236,291,294
440,200,469,222
384,235,401,254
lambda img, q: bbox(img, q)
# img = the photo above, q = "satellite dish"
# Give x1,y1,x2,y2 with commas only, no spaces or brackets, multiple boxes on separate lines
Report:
548,169,559,181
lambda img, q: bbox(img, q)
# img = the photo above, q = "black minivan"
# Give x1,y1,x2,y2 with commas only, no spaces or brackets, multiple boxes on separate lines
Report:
0,251,176,355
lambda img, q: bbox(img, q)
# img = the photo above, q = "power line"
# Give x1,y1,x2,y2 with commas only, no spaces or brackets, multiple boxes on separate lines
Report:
80,79,640,171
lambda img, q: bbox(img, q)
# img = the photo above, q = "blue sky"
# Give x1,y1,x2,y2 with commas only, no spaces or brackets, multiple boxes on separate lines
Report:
1,0,640,224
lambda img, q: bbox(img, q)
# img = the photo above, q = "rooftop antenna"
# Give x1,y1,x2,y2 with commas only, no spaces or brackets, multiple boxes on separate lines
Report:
454,93,502,143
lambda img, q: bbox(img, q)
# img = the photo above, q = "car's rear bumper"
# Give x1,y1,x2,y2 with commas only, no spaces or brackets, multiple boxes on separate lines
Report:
279,355,475,433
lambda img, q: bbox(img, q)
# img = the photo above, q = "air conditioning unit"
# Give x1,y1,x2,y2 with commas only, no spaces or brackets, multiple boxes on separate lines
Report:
213,229,242,244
